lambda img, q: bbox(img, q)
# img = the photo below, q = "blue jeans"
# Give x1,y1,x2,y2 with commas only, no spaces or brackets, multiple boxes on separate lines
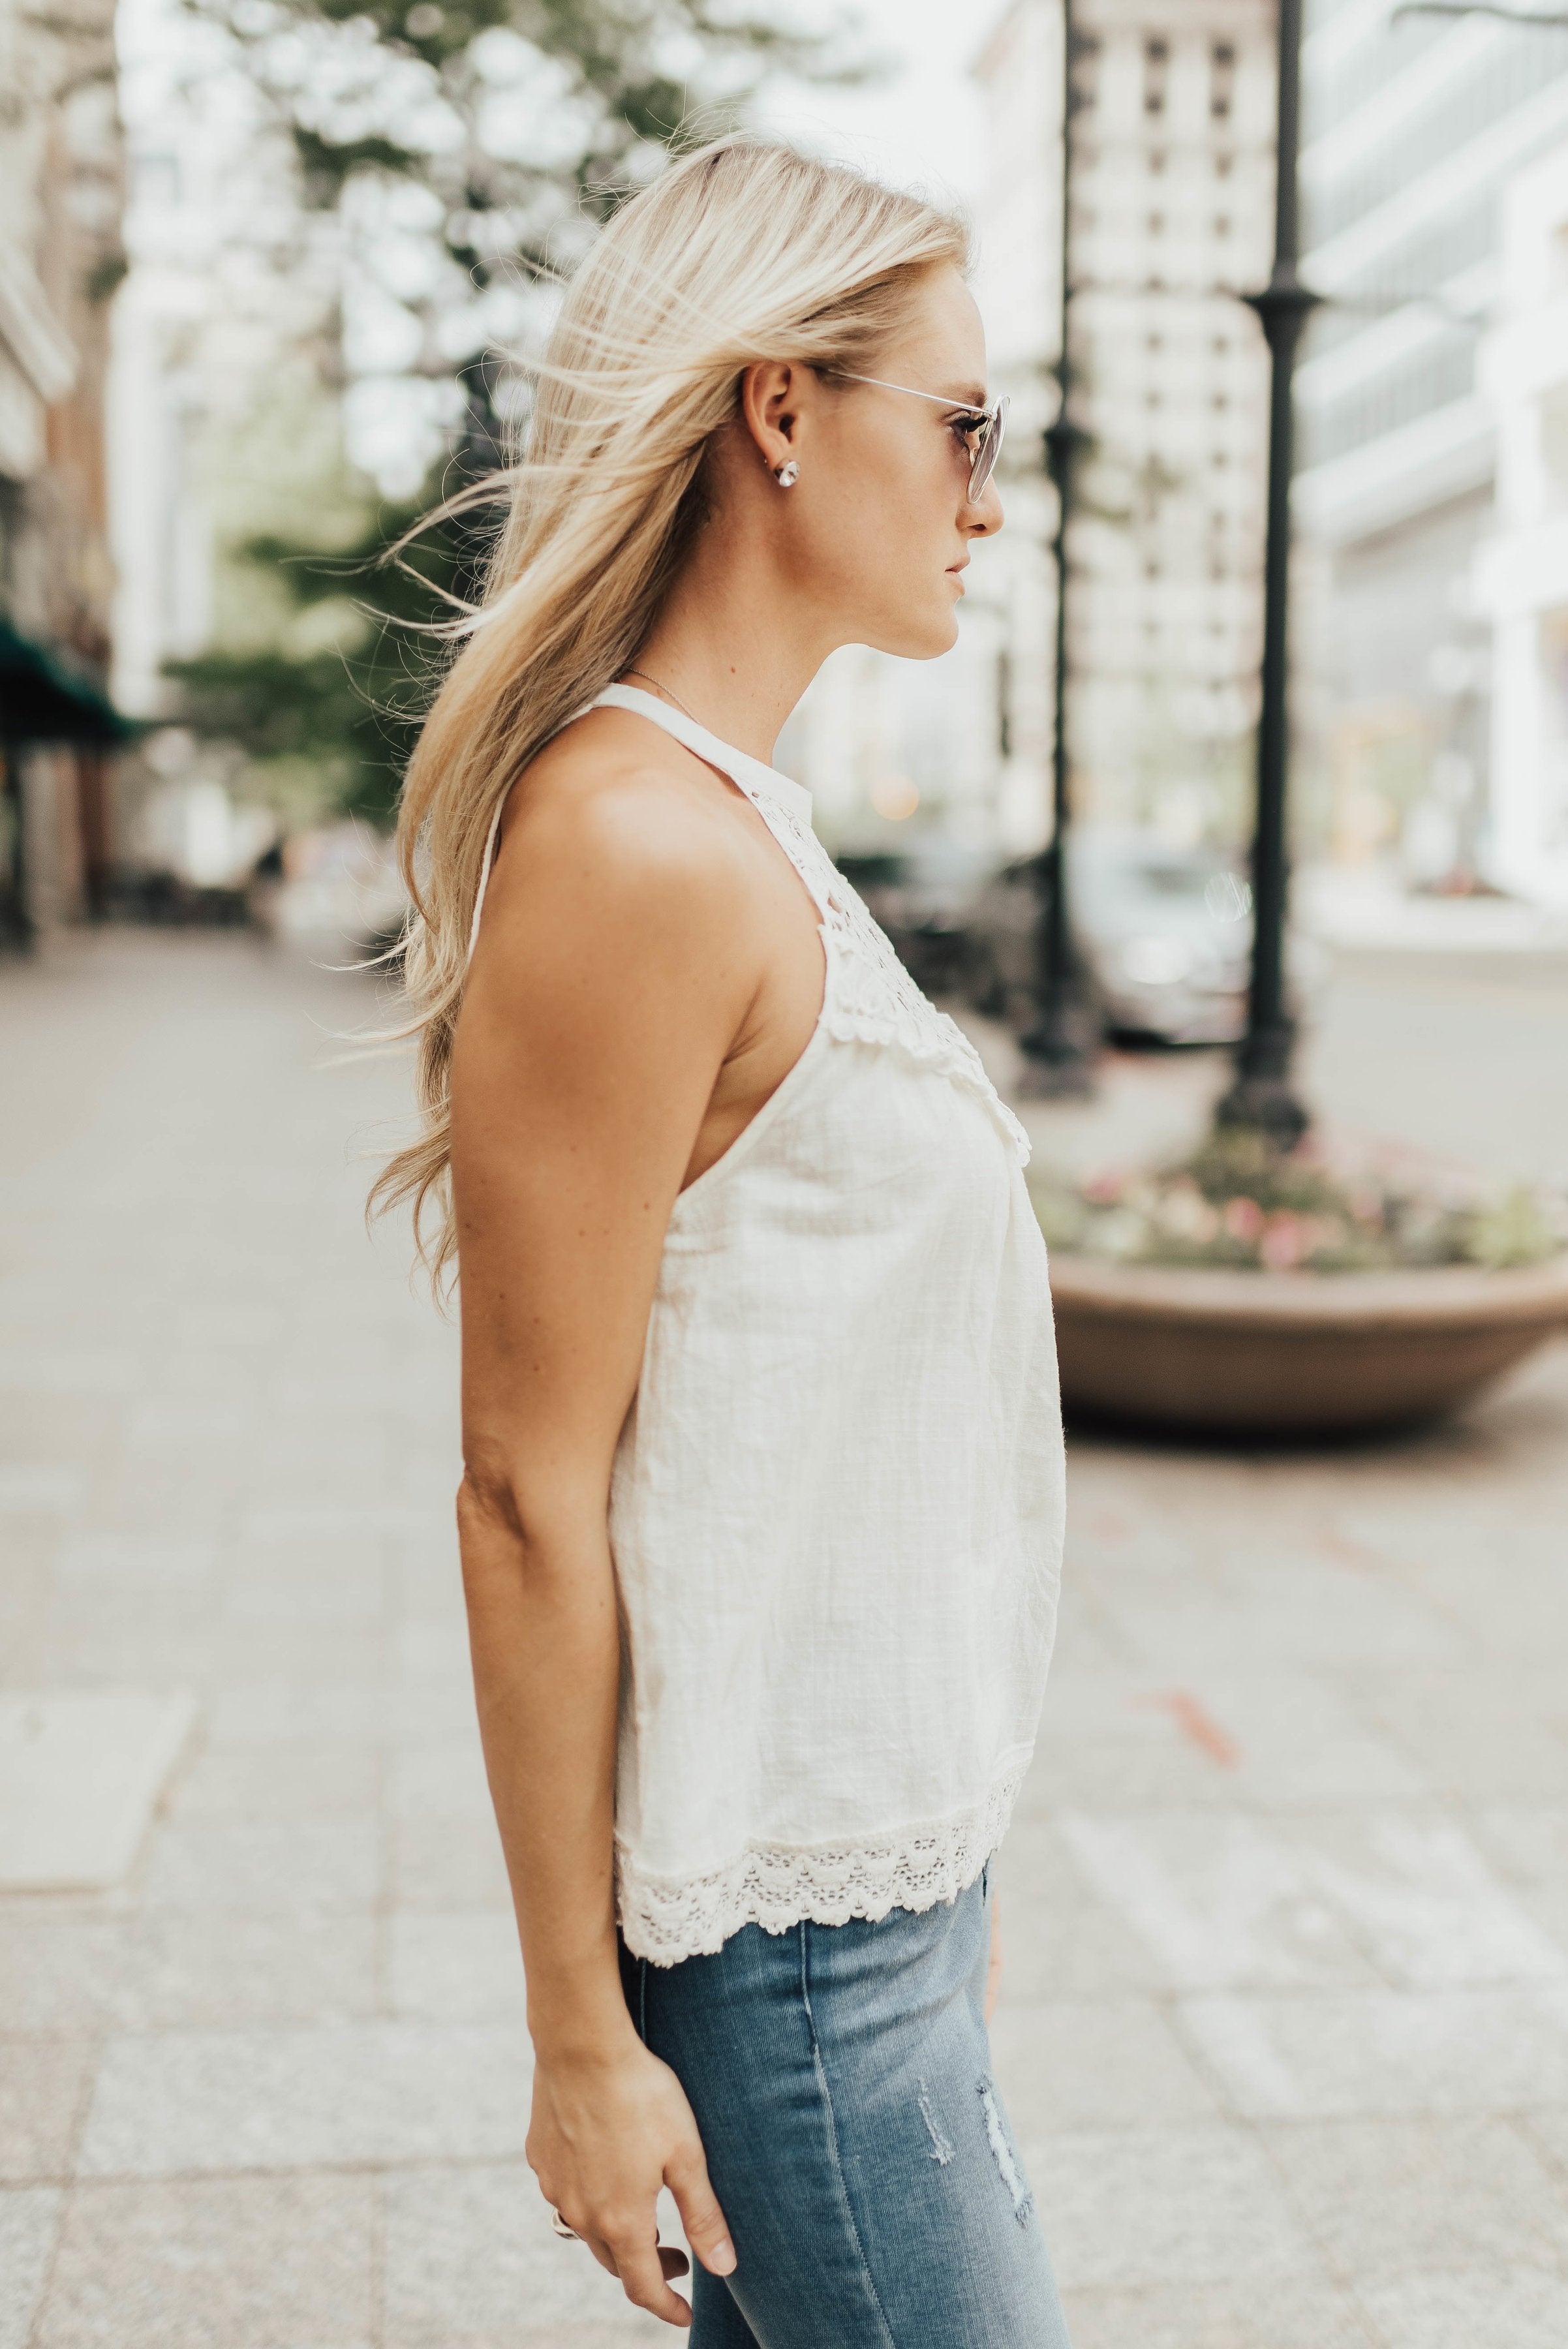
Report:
619,1871,1073,2348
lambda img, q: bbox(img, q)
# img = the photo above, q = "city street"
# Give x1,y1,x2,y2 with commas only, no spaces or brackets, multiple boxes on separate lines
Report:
5,927,1568,2349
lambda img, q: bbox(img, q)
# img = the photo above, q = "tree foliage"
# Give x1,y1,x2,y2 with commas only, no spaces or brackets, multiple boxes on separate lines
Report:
169,0,861,823
167,487,469,827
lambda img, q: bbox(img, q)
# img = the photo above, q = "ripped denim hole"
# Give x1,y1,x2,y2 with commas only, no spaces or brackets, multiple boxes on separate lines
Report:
977,2078,1034,2222
917,2078,955,2166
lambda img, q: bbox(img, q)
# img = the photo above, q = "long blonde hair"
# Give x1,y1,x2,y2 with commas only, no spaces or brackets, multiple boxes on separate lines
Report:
371,136,968,1285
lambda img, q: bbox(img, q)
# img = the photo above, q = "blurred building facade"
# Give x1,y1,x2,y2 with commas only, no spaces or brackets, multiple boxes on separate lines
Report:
1474,146,1568,908
970,0,1276,859
0,0,125,930
1297,0,1568,897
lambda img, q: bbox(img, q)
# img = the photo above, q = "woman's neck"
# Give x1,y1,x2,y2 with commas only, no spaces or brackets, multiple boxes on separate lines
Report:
628,525,839,766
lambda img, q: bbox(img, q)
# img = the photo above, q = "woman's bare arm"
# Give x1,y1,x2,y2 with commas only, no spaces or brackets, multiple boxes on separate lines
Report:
449,751,768,2326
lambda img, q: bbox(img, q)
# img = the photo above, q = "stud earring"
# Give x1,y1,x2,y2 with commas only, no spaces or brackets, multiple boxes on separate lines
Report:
775,460,800,489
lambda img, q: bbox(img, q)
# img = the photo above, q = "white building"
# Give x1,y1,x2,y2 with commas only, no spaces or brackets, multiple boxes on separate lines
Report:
1474,146,1568,906
970,0,1276,853
109,0,332,720
1295,0,1568,888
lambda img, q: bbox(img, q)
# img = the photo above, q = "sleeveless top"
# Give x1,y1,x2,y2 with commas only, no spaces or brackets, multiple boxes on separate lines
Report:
470,683,1066,1965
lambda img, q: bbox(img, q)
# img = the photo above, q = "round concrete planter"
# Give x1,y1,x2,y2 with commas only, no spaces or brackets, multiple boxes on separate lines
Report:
1048,1251,1568,1436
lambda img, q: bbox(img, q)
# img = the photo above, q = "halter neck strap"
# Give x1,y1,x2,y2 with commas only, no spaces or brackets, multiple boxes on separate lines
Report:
466,684,816,970
589,683,814,827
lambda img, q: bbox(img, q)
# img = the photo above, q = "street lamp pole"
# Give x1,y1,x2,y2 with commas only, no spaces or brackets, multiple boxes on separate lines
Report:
1215,0,1319,1144
1019,0,1096,1097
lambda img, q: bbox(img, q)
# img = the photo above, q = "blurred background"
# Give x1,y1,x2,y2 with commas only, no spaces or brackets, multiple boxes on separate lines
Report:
8,5,1568,2348
9,0,1568,947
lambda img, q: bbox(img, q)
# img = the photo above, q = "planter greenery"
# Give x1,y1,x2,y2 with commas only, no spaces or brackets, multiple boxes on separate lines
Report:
1029,1128,1563,1278
1030,1131,1568,1437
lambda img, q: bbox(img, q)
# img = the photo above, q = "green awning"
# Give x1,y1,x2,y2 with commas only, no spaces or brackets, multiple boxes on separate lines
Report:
0,615,137,745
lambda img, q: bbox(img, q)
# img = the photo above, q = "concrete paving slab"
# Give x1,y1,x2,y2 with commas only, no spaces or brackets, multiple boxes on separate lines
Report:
1021,2123,1323,2290
0,2187,63,2349
388,1911,528,2023
163,1738,382,1822
1261,2117,1568,2280
0,2040,96,2183
0,1921,128,2033
114,1907,380,2029
386,1734,491,1822
1059,1813,1386,1991
140,1816,382,1913
1180,1984,1568,2118
382,2162,667,2344
78,2020,533,2175
1060,2277,1377,2349
33,2172,375,2349
386,1813,512,1911
992,1820,1175,1995
990,1997,1223,2128
1353,2265,1568,2349
0,1693,197,1890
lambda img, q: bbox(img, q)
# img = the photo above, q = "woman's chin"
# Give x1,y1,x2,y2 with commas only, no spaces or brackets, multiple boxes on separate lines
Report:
869,607,962,661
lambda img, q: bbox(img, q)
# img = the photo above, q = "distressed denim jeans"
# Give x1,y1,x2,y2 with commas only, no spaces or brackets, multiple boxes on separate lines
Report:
619,1870,1075,2349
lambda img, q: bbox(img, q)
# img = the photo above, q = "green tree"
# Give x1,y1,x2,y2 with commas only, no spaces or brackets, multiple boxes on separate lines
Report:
169,0,863,824
168,485,465,827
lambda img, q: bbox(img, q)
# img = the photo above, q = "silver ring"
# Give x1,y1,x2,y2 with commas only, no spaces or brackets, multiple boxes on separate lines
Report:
550,2209,578,2241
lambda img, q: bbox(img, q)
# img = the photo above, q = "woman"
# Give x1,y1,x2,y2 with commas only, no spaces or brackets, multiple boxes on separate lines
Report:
375,137,1070,2346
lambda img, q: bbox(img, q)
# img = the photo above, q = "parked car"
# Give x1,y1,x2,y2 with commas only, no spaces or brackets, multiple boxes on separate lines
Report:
966,831,1260,1045
835,837,999,996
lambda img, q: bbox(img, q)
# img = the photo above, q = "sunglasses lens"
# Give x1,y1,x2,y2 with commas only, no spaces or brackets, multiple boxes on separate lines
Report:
969,394,1008,500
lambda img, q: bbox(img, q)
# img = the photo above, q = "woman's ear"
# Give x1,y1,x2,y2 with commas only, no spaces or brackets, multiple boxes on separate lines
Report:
739,360,803,478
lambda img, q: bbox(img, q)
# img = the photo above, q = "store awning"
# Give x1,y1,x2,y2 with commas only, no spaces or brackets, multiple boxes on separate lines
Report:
0,615,136,745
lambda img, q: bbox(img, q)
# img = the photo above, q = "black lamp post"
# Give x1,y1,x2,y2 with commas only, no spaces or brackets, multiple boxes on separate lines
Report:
1019,0,1096,1098
1214,0,1319,1144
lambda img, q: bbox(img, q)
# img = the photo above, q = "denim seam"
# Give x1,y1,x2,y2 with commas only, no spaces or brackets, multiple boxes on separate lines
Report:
797,1922,901,2349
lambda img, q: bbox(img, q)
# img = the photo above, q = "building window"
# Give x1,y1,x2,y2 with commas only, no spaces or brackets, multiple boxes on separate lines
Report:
1144,35,1169,117
1211,40,1236,122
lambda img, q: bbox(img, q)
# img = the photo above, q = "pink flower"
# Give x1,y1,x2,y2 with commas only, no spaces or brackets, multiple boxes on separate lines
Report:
1261,1212,1307,1270
1222,1195,1265,1243
1083,1171,1124,1206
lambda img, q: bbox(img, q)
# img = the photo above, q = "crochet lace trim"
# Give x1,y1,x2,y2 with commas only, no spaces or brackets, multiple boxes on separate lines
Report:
757,797,1032,1167
615,1758,1029,1966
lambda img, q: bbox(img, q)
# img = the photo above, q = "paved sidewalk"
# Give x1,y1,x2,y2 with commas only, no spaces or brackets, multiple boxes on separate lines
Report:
5,930,1568,2349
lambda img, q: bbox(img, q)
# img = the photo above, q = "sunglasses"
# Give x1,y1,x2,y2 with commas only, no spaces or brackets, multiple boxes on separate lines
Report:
833,372,1010,503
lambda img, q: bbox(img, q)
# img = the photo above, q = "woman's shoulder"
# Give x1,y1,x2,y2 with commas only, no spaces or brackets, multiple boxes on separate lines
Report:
477,705,761,970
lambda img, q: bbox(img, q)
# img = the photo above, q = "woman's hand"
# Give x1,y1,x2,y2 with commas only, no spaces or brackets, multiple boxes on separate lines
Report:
985,1884,1004,2023
528,2030,737,2328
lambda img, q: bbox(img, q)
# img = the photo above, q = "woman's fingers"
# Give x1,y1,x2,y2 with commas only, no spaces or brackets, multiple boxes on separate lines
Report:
609,2227,694,2327
667,2142,737,2277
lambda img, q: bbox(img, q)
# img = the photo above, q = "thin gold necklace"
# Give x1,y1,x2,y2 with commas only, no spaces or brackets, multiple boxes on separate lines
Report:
623,667,699,725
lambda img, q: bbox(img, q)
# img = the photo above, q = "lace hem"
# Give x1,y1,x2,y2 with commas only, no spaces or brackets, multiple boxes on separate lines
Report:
615,1759,1030,1965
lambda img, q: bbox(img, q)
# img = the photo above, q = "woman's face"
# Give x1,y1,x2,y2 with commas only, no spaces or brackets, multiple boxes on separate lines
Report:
737,262,1004,662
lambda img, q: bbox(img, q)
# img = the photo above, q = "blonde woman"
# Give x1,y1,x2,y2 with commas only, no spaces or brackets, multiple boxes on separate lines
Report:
377,138,1069,2346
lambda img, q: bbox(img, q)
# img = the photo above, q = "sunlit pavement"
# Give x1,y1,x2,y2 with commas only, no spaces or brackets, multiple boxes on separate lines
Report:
5,930,1568,2349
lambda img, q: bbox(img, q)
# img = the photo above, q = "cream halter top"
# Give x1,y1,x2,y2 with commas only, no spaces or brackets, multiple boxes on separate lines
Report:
473,683,1066,1964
